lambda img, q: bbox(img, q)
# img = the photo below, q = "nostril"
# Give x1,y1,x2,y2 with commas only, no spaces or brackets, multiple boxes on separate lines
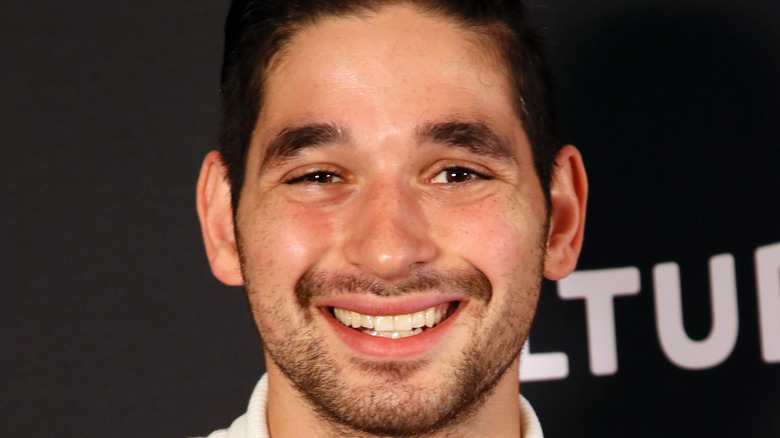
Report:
343,236,439,281
408,260,430,272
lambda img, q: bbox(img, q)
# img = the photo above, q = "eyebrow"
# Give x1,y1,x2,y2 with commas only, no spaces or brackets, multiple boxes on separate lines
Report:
416,120,516,164
260,122,349,171
259,119,515,171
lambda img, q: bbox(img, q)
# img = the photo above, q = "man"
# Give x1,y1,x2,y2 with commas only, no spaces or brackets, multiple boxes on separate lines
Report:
195,0,587,436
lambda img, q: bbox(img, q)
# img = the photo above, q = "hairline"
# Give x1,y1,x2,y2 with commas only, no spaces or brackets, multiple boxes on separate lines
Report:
250,4,528,168
224,0,557,214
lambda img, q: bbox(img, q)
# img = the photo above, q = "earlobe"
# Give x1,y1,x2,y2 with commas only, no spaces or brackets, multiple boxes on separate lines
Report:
196,151,244,286
543,145,588,280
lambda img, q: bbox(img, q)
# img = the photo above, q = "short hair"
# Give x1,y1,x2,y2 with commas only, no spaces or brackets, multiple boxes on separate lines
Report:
220,0,559,211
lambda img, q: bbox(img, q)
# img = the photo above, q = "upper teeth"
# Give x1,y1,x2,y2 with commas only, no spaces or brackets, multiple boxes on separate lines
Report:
333,304,449,335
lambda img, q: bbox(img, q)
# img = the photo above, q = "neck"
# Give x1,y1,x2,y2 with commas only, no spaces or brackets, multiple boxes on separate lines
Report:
265,356,523,438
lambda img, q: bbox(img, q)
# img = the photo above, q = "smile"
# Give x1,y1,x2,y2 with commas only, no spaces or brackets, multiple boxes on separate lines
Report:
332,303,454,339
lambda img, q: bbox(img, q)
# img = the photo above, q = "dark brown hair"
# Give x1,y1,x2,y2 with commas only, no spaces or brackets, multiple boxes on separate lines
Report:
220,0,559,210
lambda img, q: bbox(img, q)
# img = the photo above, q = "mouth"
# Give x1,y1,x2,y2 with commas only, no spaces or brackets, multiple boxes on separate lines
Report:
331,303,456,339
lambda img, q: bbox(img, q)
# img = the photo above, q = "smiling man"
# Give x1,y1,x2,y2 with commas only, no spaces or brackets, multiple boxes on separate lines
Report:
195,1,587,437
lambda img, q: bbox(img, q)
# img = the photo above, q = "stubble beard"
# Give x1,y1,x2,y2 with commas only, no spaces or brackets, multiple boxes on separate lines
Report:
237,217,547,437
241,260,543,438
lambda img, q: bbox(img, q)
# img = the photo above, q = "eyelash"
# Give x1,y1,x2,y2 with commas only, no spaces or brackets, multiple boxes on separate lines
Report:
283,165,491,185
285,171,344,185
429,166,491,184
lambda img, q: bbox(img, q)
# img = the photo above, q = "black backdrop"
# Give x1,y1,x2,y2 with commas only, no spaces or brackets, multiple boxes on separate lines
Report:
2,1,778,437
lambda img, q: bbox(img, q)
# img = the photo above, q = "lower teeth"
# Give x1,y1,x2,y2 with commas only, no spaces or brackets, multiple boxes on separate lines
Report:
362,327,425,338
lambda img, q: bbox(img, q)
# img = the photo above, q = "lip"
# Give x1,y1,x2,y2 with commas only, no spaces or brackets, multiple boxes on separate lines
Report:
318,297,466,359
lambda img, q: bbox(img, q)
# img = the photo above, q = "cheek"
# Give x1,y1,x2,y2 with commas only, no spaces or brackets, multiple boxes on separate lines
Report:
437,196,545,289
239,198,337,301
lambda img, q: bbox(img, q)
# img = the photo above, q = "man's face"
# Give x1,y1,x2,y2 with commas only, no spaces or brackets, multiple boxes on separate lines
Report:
235,5,549,435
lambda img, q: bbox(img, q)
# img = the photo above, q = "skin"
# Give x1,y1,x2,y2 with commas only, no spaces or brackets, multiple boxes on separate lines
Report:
197,5,587,438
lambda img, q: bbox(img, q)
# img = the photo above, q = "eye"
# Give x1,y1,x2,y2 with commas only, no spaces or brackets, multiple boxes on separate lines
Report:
430,167,489,184
286,171,344,185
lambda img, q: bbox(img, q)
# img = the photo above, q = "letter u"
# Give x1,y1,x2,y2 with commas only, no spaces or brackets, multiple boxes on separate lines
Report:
653,254,739,370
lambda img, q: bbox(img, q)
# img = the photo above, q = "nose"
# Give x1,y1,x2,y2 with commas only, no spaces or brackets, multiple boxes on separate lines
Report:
342,180,439,281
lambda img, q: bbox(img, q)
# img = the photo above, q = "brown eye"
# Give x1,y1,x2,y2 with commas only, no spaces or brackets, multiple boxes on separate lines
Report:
430,167,487,184
287,171,343,185
447,169,474,183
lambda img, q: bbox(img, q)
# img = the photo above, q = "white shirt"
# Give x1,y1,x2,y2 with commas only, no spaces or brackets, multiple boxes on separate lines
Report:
200,374,544,438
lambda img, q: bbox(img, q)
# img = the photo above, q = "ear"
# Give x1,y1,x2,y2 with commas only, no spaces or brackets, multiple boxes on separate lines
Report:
544,145,588,280
196,151,244,286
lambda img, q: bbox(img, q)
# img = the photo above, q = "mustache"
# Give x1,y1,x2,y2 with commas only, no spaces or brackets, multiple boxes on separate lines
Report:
295,268,492,310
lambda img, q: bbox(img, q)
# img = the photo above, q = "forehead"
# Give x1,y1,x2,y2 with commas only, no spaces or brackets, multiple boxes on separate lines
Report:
257,5,519,135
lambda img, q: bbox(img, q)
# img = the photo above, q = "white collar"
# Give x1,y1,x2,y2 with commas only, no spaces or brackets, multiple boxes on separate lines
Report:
203,374,543,438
